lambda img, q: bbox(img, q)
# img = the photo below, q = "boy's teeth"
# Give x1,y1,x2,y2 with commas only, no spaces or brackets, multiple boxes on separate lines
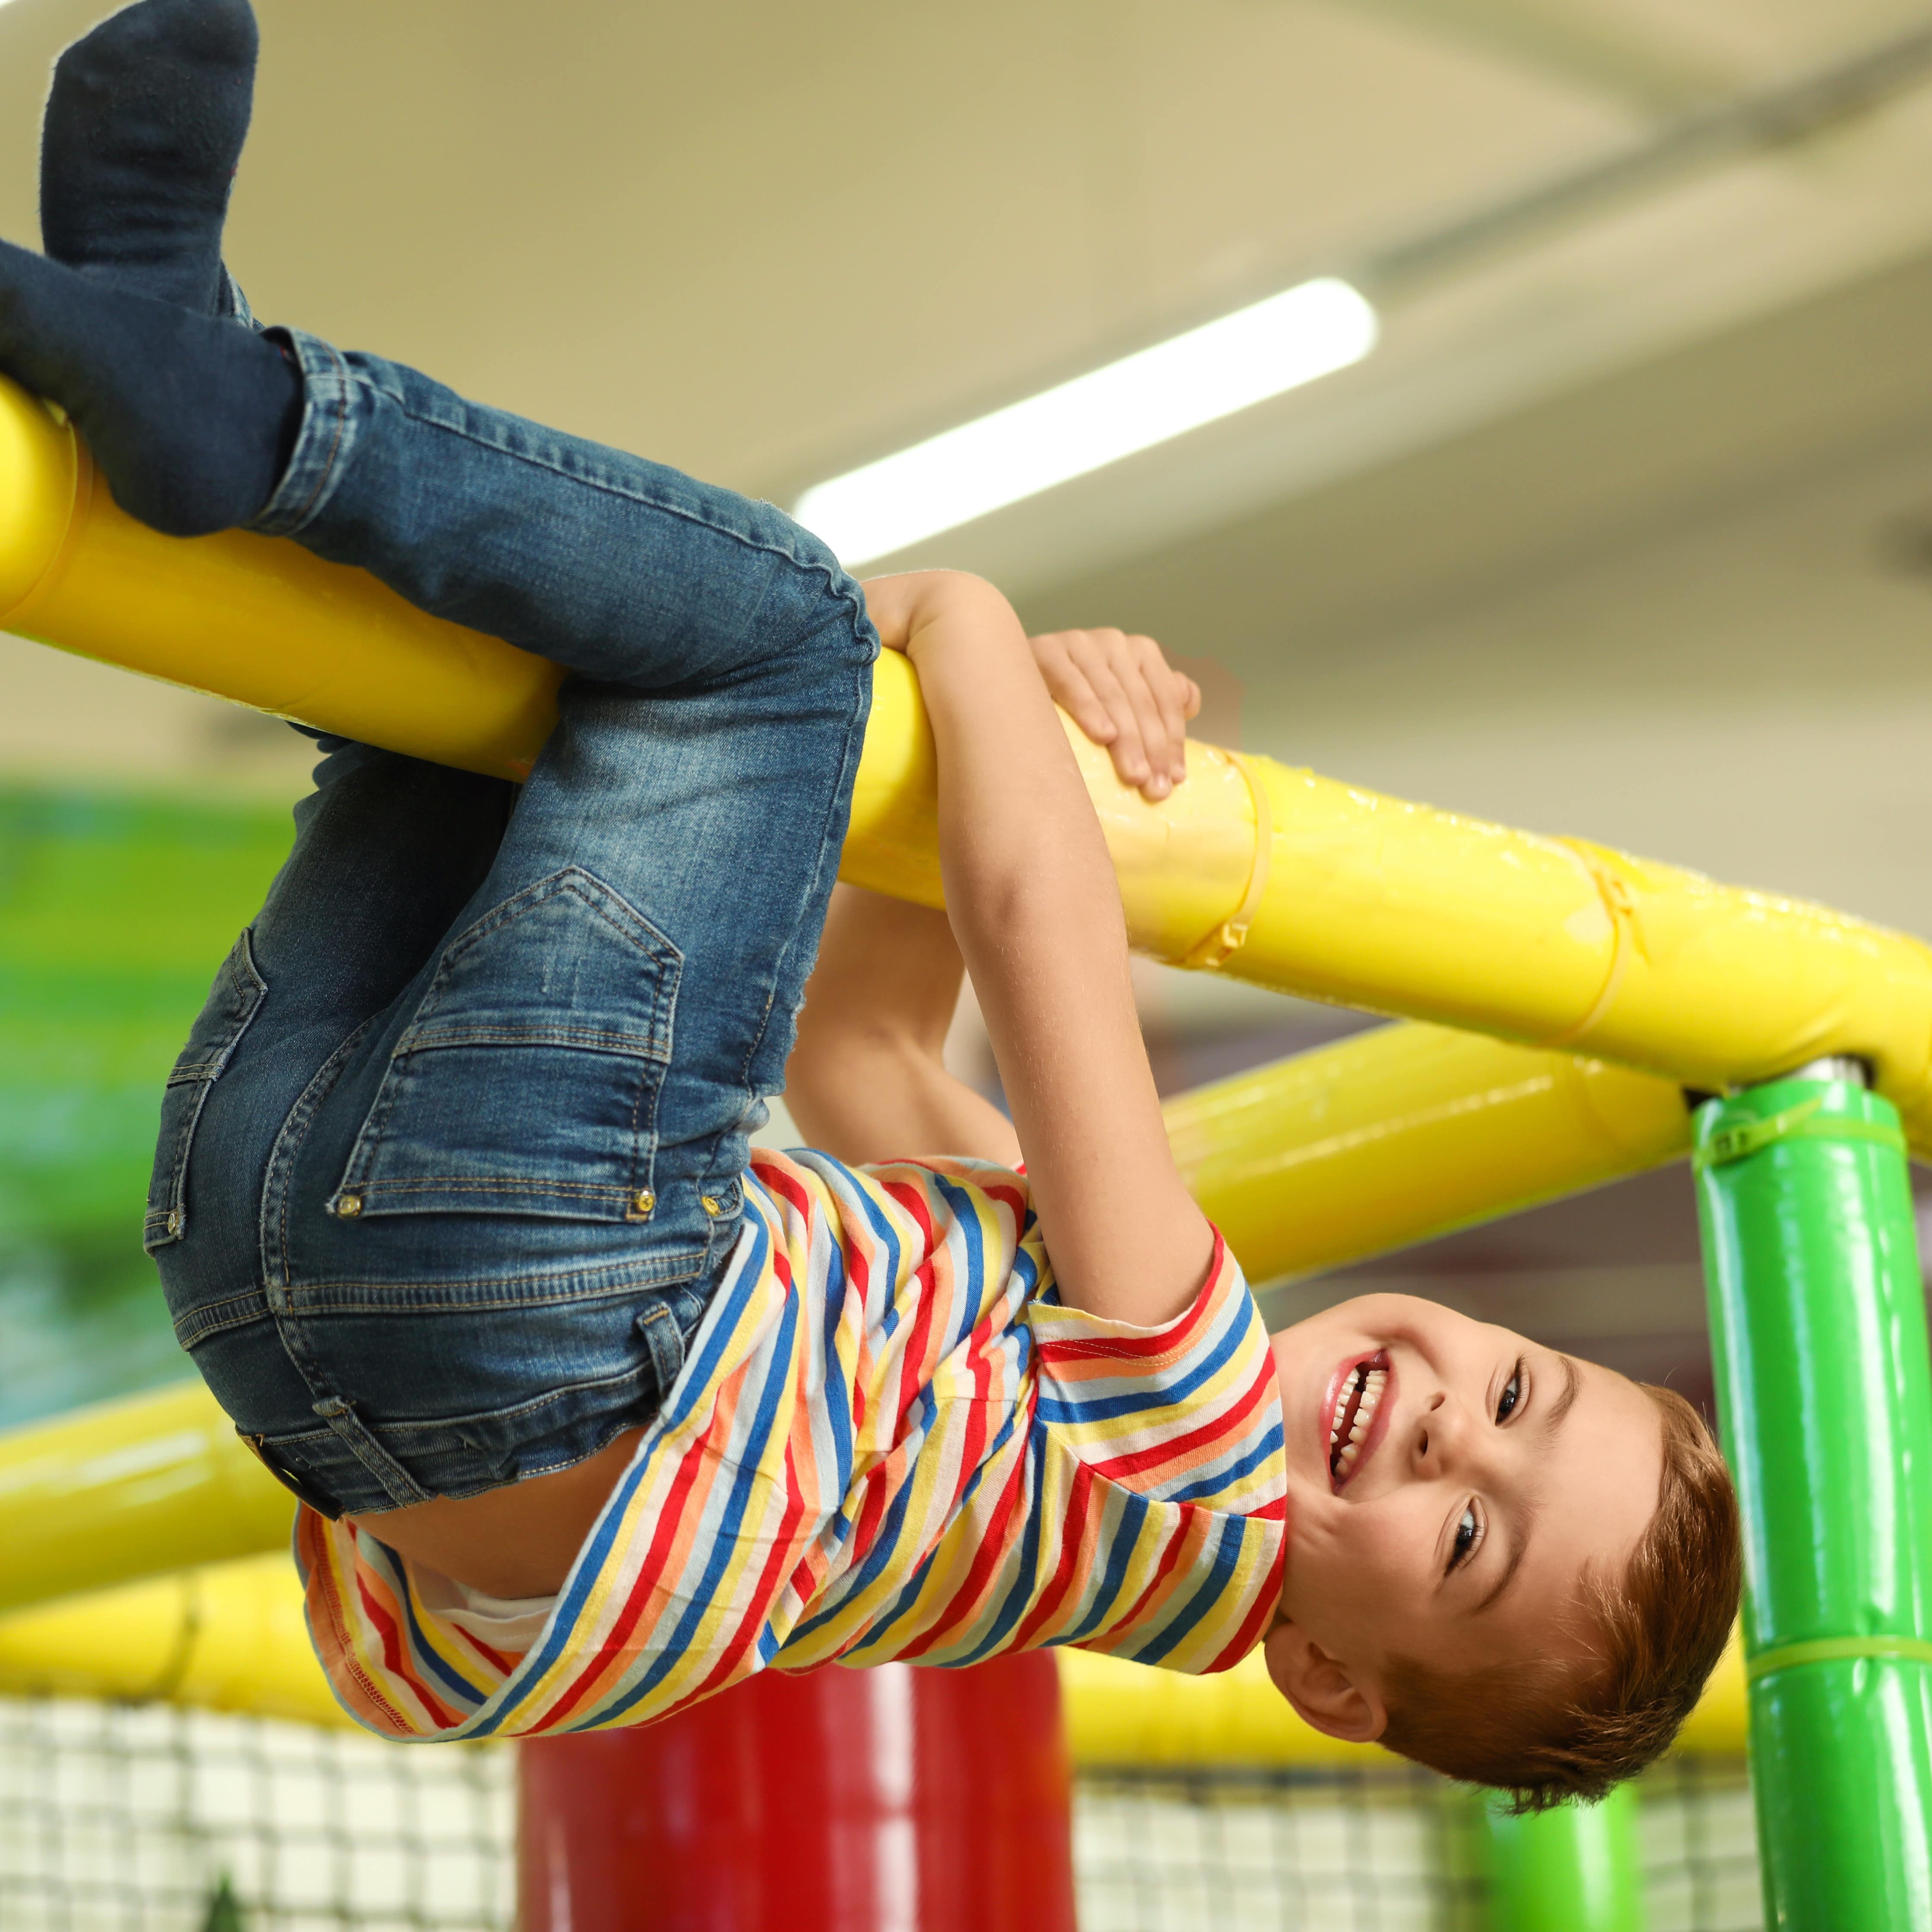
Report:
1329,1366,1387,1480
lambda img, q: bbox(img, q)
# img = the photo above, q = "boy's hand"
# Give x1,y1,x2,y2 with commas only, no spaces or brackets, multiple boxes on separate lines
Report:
1029,628,1201,802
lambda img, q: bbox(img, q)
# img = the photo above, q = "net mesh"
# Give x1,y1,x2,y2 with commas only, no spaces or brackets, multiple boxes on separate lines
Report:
0,1700,512,1932
0,1697,1764,1932
1074,1760,1764,1932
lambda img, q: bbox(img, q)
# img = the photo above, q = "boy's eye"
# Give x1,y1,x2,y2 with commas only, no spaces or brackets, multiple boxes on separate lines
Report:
1449,1503,1482,1573
1496,1361,1524,1424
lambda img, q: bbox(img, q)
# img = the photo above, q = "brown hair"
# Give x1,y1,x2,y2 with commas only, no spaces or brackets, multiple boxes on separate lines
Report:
1378,1383,1742,1811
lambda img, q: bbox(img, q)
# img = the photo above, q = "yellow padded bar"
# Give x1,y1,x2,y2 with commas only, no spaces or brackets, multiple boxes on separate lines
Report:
0,1556,337,1730
0,1382,293,1616
4,375,1927,1134
1167,1022,1689,1286
1056,1631,1749,1767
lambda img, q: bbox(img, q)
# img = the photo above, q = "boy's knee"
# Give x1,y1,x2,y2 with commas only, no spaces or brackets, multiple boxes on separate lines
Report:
742,517,878,678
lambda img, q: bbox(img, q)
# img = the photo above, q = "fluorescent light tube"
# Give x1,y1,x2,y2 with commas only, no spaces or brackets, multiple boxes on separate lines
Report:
794,276,1377,565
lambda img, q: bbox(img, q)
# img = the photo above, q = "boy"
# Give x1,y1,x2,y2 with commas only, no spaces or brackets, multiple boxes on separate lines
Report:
11,1,1737,1804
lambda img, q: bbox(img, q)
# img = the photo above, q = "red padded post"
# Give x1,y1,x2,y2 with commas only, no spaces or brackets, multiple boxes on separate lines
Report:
518,1653,1077,1932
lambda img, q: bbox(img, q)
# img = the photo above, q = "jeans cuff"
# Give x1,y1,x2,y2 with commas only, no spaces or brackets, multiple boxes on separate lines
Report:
250,326,363,539
217,269,256,330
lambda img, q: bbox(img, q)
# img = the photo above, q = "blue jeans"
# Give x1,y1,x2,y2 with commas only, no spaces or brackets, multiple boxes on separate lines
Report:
148,326,877,1518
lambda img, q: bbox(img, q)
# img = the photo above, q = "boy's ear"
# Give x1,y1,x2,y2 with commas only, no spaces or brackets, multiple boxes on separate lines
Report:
1262,1619,1388,1744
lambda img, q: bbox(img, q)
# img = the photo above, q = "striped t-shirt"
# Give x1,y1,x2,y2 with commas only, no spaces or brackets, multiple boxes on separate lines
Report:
296,1147,1288,1740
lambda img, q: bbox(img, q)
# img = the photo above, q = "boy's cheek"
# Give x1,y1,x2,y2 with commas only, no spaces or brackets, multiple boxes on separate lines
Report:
1288,1512,1415,1637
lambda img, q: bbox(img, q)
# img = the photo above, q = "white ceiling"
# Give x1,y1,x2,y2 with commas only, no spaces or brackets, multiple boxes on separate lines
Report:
0,0,1607,487
0,0,1922,509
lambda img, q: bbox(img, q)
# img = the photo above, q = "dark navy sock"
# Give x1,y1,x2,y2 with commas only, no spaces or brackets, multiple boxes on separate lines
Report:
40,0,258,314
0,238,301,536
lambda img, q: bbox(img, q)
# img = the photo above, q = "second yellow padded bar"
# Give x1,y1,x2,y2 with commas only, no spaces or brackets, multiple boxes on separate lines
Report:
0,1552,1748,1760
1169,1023,1690,1286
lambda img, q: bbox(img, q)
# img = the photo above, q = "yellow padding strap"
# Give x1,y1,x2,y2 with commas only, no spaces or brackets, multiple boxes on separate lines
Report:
1176,753,1272,971
1540,840,1638,1050
1694,1096,1908,1172
1747,1635,1932,1682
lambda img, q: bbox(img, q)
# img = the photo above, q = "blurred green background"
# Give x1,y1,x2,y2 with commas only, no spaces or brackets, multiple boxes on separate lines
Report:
0,787,291,1429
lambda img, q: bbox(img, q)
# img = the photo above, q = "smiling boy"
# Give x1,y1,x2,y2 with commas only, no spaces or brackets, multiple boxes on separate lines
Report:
1264,1298,1731,1788
10,0,1739,1806
783,882,1739,1799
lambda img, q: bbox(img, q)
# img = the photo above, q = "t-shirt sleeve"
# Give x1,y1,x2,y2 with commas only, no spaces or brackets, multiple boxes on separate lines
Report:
1026,1231,1286,1510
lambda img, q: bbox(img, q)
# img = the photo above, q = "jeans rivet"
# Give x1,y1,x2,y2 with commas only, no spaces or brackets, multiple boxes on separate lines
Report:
633,1190,656,1216
701,1194,723,1217
166,1211,181,1236
336,1194,363,1219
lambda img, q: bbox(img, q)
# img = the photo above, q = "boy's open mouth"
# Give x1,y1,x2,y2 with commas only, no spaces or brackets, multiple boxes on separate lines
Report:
1326,1350,1394,1491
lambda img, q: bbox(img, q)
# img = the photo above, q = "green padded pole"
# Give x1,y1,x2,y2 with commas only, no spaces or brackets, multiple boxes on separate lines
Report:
1480,1789,1645,1932
1694,1068,1932,1929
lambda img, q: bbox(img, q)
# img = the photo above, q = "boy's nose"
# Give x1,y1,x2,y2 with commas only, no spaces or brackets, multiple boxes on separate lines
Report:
1414,1390,1473,1468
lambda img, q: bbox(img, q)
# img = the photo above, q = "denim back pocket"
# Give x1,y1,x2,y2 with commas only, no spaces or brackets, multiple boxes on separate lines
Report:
333,867,679,1222
146,930,267,1252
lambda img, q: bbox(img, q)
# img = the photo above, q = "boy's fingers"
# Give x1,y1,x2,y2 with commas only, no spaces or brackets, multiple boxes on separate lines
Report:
1120,635,1184,793
1031,633,1119,745
1041,636,1118,744
1034,628,1189,800
1135,640,1192,785
1030,627,1202,801
1067,686,1121,746
1066,634,1155,783
1163,679,1199,763
1112,671,1175,796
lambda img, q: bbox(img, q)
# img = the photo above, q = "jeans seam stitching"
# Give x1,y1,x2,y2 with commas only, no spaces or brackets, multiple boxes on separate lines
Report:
348,1177,657,1195
437,871,680,973
271,1281,709,1316
173,1293,276,1348
343,869,677,1204
151,931,269,1247
273,337,354,534
384,398,863,598
394,1026,671,1057
322,1364,661,1444
726,649,875,1137
314,1401,434,1507
279,1255,710,1295
258,1013,382,1401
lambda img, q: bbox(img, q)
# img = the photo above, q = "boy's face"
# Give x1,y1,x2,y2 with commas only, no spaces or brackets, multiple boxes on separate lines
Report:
1262,1292,1664,1740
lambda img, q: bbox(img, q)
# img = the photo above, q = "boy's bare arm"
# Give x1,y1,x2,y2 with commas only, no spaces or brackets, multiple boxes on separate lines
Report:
861,571,1214,1328
785,884,1022,1167
787,624,1200,1170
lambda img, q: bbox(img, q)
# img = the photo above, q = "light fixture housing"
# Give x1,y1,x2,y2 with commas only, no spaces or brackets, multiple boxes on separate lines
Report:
794,276,1377,566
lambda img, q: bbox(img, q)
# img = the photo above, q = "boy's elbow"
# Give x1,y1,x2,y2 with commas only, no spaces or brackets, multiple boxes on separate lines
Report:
912,571,1015,640
898,568,1003,608
949,851,1124,947
866,568,1014,643
790,1018,935,1096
